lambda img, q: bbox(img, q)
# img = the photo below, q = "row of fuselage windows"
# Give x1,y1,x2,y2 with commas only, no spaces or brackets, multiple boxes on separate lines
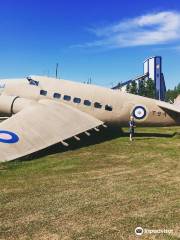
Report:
40,90,113,111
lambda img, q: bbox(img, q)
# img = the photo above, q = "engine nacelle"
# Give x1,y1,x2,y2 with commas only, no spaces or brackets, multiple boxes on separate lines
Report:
0,95,36,115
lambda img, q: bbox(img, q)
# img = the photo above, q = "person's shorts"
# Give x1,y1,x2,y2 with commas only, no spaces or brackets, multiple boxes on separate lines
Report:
129,128,134,134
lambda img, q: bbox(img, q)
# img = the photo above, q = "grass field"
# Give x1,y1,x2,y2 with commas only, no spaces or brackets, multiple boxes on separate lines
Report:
0,127,180,240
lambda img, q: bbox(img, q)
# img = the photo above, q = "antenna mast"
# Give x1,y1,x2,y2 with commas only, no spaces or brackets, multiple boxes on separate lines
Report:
55,63,59,79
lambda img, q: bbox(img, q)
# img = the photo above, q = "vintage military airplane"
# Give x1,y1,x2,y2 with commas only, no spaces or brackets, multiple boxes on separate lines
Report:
0,75,179,162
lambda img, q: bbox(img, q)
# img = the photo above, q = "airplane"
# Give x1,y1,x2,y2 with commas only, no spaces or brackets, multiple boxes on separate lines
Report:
0,75,179,162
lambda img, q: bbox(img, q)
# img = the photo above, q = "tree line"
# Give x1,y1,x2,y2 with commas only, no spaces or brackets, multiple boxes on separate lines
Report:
126,79,180,102
165,83,180,102
126,78,155,98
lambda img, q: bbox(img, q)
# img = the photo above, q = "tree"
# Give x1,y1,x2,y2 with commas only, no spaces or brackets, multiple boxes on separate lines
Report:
177,83,180,93
146,78,155,98
126,83,130,93
138,80,146,96
126,79,155,98
165,83,180,102
129,80,137,94
165,90,175,102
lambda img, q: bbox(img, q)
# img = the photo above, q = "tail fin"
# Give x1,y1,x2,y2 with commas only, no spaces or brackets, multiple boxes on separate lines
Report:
174,95,180,106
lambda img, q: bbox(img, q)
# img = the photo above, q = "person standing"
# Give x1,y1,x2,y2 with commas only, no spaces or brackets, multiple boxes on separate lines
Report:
129,115,135,141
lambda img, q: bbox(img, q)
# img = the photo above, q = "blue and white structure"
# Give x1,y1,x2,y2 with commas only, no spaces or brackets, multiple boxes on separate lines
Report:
143,56,166,101
112,56,166,101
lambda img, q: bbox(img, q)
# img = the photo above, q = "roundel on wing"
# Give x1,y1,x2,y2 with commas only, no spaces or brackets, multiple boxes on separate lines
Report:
132,106,147,120
0,130,19,144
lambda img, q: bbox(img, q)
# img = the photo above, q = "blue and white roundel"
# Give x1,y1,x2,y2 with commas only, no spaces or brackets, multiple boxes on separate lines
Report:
0,130,19,144
133,106,147,120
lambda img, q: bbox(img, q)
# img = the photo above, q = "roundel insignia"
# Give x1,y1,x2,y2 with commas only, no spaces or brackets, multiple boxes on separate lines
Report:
0,130,19,144
132,106,147,120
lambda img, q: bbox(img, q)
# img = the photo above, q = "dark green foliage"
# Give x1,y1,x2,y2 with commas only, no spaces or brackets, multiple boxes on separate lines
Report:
128,78,155,98
165,83,180,102
129,80,137,94
138,80,146,96
126,78,179,102
146,78,155,98
165,90,178,102
126,83,130,93
177,82,180,92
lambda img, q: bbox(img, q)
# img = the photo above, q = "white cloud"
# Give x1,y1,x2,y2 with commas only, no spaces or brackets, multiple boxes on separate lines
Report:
80,11,180,48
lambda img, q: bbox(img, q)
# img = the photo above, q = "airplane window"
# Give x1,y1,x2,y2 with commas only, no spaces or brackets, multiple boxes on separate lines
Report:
63,95,71,101
94,102,102,109
27,78,39,86
53,93,61,99
105,104,113,111
73,97,81,104
40,90,47,96
84,100,91,106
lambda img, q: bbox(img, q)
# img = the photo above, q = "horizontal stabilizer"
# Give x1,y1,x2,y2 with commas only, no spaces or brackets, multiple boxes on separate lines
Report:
157,101,180,113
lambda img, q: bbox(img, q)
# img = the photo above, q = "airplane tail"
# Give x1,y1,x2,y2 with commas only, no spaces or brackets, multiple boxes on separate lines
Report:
174,95,180,106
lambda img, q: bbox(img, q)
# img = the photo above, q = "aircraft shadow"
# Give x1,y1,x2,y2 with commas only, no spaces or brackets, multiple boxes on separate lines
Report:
19,126,177,161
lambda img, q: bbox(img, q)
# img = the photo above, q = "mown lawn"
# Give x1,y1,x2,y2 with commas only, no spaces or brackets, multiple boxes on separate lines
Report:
0,127,180,240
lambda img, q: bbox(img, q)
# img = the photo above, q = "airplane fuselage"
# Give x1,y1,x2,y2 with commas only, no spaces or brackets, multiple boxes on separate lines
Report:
0,76,180,127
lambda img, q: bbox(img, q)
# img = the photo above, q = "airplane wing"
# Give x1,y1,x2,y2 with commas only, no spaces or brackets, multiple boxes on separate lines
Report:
0,100,103,162
157,101,180,114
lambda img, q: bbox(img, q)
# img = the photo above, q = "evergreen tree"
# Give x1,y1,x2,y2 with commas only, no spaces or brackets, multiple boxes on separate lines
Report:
165,89,177,102
126,83,130,93
138,80,146,96
129,80,137,94
165,83,180,102
146,78,155,98
165,90,175,102
177,83,180,93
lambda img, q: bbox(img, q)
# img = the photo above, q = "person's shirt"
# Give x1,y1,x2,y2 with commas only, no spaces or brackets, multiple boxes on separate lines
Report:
129,120,135,129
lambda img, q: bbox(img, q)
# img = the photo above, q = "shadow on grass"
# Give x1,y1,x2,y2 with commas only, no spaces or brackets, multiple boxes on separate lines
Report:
21,126,123,161
18,126,178,161
131,132,177,139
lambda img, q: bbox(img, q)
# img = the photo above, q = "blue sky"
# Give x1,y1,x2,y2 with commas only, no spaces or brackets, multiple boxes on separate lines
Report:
0,0,180,89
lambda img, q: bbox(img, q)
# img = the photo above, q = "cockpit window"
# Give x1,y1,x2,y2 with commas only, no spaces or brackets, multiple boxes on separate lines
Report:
27,77,39,86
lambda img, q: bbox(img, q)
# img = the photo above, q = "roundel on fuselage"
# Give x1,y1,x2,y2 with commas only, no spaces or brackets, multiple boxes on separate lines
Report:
0,130,19,144
132,106,147,120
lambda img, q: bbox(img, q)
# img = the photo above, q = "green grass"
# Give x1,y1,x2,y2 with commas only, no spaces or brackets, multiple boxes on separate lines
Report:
0,127,180,240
